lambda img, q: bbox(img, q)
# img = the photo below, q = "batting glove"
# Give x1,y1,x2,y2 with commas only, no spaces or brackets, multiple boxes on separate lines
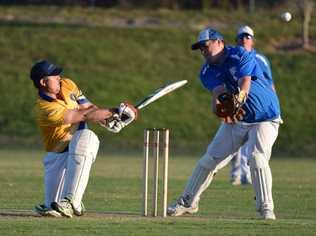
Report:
118,102,138,127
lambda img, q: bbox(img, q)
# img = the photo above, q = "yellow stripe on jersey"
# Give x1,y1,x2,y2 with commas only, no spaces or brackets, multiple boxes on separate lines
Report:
36,78,84,152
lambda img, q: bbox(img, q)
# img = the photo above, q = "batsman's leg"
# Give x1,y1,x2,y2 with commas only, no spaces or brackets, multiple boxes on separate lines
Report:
34,152,68,217
43,152,68,207
52,129,99,218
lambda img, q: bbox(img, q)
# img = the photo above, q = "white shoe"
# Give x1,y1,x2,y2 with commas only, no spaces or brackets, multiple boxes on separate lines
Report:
231,177,241,186
261,209,276,220
34,204,62,217
167,197,199,216
51,198,74,218
241,175,252,185
73,201,86,216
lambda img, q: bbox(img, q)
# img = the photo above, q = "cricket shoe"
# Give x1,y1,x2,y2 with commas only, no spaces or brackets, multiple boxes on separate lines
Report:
261,209,276,220
51,198,74,218
241,175,252,185
167,196,199,216
231,177,241,186
34,204,62,217
73,201,86,217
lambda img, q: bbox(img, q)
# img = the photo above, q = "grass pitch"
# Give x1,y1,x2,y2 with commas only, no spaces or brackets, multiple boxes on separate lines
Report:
0,149,315,235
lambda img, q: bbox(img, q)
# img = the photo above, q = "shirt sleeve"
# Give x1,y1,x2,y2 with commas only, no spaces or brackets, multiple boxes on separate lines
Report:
256,53,273,81
199,65,223,92
76,92,90,105
39,103,66,126
63,78,90,104
237,50,256,78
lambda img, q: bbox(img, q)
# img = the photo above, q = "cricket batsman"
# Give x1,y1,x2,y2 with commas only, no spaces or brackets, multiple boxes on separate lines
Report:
31,60,137,217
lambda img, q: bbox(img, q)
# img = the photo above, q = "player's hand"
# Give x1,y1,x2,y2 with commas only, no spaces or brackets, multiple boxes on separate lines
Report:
118,102,138,126
99,112,123,133
215,93,246,124
99,102,138,132
99,113,123,133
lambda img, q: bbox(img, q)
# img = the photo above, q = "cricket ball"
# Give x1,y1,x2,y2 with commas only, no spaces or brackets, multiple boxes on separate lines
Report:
281,12,292,22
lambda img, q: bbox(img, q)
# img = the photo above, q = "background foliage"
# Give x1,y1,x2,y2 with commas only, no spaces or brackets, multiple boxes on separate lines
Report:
0,6,315,156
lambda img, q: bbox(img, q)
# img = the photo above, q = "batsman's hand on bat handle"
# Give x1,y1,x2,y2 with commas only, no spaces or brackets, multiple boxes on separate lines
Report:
118,101,138,124
100,102,138,133
99,112,123,133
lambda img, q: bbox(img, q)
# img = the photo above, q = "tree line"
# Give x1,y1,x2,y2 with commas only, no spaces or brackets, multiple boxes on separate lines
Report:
0,0,289,10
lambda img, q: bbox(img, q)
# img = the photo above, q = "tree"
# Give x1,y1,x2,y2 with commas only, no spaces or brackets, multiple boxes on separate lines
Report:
297,0,314,50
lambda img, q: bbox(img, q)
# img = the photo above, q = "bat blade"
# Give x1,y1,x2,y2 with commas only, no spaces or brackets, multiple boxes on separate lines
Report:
135,80,188,110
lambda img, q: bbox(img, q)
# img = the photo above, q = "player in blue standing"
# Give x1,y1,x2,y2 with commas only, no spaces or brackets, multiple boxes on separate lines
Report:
167,28,282,220
229,25,277,186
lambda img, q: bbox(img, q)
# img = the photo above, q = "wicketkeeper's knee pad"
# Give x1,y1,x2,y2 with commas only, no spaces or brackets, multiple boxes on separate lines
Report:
249,153,274,212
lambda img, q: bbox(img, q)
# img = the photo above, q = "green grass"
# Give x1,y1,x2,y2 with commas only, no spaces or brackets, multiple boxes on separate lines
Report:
0,149,315,235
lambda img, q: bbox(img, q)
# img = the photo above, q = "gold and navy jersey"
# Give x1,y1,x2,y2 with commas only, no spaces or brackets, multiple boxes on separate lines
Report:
35,78,89,152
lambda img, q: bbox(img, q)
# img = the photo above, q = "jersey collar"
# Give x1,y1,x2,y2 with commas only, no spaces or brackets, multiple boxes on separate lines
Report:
38,90,55,102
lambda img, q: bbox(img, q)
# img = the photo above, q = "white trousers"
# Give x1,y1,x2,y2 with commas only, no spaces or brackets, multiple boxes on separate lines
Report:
230,146,251,182
200,120,279,169
187,119,280,212
42,129,99,210
43,152,68,208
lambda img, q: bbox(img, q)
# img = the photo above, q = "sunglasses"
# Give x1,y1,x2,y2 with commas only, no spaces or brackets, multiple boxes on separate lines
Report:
238,33,253,40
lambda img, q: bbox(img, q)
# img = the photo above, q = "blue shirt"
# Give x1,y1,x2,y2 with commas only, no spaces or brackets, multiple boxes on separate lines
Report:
254,50,274,87
199,46,280,123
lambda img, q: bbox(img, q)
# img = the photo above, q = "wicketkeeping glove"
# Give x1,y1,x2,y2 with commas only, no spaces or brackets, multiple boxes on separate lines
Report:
215,92,246,123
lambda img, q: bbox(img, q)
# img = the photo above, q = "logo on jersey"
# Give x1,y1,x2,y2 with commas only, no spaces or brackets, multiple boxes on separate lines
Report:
229,67,238,81
202,65,208,75
70,93,76,101
231,55,240,60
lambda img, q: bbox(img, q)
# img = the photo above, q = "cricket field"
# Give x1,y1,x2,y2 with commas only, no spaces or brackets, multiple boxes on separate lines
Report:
0,149,315,235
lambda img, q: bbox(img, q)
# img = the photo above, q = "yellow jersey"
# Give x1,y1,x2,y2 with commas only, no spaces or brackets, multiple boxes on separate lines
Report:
36,78,88,152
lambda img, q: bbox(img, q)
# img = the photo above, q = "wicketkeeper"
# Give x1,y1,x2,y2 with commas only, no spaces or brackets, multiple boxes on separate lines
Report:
228,25,278,186
31,60,138,217
167,28,282,220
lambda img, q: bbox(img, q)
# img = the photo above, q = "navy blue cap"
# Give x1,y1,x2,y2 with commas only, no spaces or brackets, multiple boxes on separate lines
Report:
191,28,224,50
30,60,63,82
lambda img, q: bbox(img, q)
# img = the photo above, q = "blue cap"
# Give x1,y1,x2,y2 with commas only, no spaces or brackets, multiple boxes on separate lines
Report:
191,28,224,50
30,60,63,82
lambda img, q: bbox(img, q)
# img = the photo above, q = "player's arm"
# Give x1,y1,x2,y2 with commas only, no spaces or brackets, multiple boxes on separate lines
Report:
78,102,96,110
237,49,256,103
237,75,251,103
63,107,113,124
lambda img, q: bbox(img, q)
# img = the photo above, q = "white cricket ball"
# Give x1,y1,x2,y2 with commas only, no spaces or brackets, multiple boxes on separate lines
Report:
281,12,292,22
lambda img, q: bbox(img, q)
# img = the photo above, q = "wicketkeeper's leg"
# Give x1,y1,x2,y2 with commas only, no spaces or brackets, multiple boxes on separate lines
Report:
247,121,279,217
181,123,244,208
